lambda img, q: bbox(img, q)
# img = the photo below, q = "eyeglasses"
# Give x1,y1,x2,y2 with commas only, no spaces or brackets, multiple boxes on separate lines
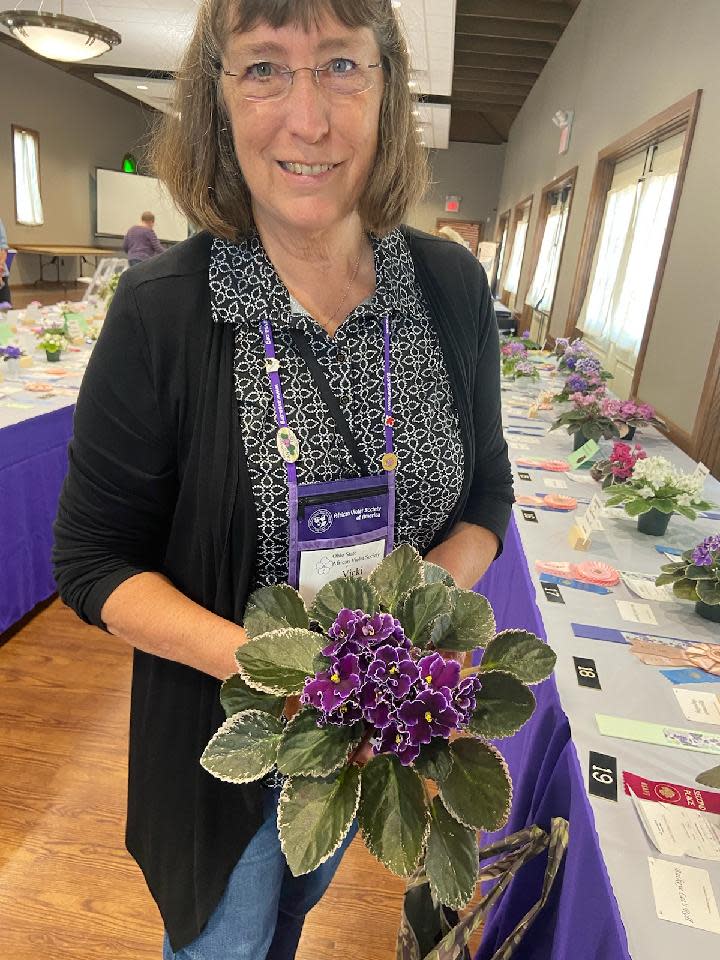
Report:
222,57,382,102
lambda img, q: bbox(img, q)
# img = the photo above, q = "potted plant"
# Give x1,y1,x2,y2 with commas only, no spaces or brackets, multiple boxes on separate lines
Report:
602,398,665,441
0,343,25,375
551,393,621,450
201,546,561,955
604,456,714,536
591,441,647,488
656,535,720,623
37,330,68,362
557,337,593,371
510,358,540,382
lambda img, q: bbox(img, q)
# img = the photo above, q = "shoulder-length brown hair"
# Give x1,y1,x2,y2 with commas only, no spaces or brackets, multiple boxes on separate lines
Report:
151,0,428,241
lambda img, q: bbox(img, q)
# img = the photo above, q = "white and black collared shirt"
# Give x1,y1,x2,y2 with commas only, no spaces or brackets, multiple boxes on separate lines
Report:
209,228,465,588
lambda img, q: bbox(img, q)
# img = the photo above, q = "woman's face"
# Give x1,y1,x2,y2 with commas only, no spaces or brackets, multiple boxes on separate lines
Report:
221,15,384,237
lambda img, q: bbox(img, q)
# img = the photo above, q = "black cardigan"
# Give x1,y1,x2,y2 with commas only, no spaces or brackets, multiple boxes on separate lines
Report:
52,227,513,951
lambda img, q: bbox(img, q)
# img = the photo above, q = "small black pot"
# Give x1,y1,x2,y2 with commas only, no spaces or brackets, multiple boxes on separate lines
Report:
573,430,588,451
696,599,720,623
637,508,672,536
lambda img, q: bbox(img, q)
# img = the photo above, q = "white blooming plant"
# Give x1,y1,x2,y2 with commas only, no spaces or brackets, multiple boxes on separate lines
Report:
604,456,714,521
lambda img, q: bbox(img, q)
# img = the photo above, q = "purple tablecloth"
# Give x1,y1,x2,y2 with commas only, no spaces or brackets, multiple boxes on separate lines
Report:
474,518,630,960
0,405,73,634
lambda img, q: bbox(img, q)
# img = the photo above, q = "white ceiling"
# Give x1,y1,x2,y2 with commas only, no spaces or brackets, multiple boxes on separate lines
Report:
10,0,456,146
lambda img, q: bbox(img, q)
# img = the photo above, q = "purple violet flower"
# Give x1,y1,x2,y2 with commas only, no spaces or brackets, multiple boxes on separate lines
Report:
692,535,720,567
325,698,364,726
375,721,420,766
452,675,482,724
566,373,588,393
368,644,419,698
301,653,360,713
398,690,460,745
417,652,461,693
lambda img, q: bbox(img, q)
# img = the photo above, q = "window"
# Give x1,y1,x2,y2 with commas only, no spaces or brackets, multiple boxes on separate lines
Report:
578,135,683,360
525,185,571,314
13,126,44,226
503,197,533,306
492,210,510,295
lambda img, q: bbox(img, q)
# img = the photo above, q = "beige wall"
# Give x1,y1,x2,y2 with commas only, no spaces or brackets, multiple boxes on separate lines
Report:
497,0,720,437
1,44,152,285
408,141,506,240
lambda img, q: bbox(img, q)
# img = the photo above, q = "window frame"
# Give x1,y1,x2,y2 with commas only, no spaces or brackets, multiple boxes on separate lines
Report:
492,208,511,296
12,124,44,227
502,193,534,307
521,167,578,331
565,91,701,398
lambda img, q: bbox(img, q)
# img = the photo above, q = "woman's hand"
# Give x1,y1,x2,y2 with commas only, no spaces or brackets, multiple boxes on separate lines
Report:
349,732,374,767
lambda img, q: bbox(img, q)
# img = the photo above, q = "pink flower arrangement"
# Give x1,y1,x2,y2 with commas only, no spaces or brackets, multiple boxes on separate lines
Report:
606,441,647,480
501,342,527,357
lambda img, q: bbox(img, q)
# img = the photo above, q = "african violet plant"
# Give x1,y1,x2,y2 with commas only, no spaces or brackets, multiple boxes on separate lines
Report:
201,544,556,913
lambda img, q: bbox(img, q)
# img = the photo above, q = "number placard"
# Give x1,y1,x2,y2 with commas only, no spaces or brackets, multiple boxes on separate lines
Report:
588,751,617,801
574,656,601,690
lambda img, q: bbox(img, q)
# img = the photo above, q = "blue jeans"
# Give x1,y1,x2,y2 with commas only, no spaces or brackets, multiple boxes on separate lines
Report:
162,789,356,960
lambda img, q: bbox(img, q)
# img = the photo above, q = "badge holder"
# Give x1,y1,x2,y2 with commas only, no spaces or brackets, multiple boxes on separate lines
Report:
261,316,397,604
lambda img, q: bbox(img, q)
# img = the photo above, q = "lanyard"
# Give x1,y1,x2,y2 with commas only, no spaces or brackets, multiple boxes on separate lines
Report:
259,315,396,483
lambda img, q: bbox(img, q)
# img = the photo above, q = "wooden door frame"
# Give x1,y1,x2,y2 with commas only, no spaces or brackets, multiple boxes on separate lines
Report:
564,91,702,403
520,167,578,332
502,192,534,306
492,208,511,295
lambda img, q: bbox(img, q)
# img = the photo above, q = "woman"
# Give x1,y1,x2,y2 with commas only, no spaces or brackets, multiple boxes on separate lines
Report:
53,1,513,958
122,210,165,266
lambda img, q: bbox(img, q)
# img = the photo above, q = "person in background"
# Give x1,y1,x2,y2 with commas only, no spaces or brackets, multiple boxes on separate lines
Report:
123,211,165,266
0,216,11,305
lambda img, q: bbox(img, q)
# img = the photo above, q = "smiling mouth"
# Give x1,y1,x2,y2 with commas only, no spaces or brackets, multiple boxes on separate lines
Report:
279,161,338,176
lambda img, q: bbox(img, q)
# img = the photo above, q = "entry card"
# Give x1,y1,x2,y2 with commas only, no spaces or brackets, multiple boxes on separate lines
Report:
567,438,600,470
647,858,720,933
674,689,720,726
621,571,675,603
616,600,658,625
543,477,568,489
631,794,720,861
596,714,720,755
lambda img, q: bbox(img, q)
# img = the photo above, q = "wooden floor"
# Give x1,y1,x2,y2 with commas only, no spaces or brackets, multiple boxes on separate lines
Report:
1,598,480,960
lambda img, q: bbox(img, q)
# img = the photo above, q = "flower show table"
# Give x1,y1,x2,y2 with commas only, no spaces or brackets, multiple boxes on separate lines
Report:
475,373,720,960
0,348,90,634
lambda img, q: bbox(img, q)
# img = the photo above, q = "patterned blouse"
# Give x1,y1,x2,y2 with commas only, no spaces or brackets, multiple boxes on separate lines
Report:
209,228,465,589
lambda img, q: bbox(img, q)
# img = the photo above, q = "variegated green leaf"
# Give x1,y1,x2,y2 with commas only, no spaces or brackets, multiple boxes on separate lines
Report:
697,580,720,604
696,764,720,789
311,576,380,630
413,739,454,783
276,709,363,777
220,674,285,719
236,628,326,695
479,630,556,685
396,584,454,647
423,562,456,588
200,710,283,784
425,796,479,909
431,590,496,652
468,671,536,739
439,738,512,832
370,543,423,612
278,767,360,876
243,584,308,638
359,754,429,877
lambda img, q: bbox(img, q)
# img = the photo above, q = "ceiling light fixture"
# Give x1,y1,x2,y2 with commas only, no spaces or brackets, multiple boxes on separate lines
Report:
1,1,121,63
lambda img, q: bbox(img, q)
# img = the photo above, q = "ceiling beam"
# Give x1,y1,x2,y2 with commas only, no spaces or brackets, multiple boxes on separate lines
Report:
449,109,506,145
453,64,537,85
456,15,563,42
453,77,535,98
451,99,521,118
454,35,554,59
451,89,526,107
456,0,572,25
453,50,545,73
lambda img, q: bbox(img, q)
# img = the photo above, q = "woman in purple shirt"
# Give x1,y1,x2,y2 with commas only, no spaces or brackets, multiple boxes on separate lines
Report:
123,211,164,265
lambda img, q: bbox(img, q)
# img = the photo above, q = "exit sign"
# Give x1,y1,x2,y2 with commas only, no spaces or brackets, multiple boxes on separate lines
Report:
445,195,461,213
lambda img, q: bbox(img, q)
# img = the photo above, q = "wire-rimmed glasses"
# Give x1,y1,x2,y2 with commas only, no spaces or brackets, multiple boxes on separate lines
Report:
221,57,382,101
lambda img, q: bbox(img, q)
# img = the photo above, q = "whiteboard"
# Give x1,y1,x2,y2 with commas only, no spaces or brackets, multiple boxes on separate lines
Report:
95,168,189,242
